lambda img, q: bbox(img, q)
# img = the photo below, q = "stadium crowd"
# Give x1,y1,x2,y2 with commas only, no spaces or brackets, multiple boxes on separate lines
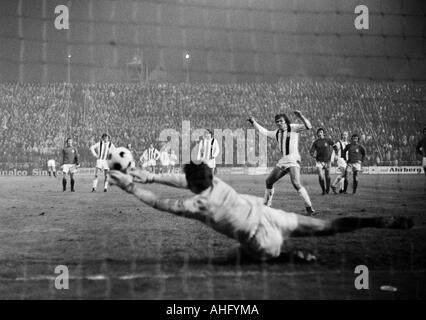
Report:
0,80,424,170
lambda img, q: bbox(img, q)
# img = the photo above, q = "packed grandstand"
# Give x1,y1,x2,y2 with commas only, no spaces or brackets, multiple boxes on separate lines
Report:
0,80,424,172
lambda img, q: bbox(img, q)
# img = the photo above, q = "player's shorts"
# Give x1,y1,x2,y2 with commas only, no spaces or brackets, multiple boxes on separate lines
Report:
335,158,347,173
96,159,109,171
62,164,77,174
47,160,56,168
422,157,426,168
347,162,362,173
276,155,301,170
147,159,156,167
315,161,331,170
242,206,298,259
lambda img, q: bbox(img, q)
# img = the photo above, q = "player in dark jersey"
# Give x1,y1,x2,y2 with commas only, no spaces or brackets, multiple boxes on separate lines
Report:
416,127,426,192
342,134,366,194
61,138,80,192
310,128,334,195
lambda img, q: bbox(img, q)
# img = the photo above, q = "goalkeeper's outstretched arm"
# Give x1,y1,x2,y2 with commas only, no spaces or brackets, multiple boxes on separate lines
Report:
109,170,191,216
129,168,188,189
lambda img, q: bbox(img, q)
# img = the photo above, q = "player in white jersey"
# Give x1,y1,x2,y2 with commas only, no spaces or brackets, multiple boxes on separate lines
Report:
141,144,160,173
169,149,178,173
47,158,57,178
90,133,115,192
108,162,413,261
197,129,220,174
248,111,315,215
159,145,170,173
331,131,349,194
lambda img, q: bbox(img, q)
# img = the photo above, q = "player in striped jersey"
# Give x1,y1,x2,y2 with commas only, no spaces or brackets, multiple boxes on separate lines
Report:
142,144,160,173
331,131,349,194
248,111,315,215
90,133,115,192
108,162,413,261
197,129,220,175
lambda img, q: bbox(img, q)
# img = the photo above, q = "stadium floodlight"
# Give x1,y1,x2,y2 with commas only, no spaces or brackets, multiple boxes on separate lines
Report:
185,53,190,60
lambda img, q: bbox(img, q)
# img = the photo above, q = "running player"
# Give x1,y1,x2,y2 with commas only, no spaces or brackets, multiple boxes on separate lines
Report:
90,133,115,192
248,111,315,215
342,134,366,194
108,162,413,261
197,129,220,175
331,131,349,194
309,128,334,195
416,127,426,192
61,138,79,192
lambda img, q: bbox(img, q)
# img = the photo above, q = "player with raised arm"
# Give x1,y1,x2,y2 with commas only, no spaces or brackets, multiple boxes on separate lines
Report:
342,134,366,194
416,127,426,192
331,131,349,194
108,162,413,261
310,128,334,195
248,111,315,215
61,138,79,192
90,133,115,192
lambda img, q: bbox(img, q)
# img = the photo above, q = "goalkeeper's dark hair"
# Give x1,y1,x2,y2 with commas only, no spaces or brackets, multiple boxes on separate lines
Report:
183,161,213,194
275,113,290,125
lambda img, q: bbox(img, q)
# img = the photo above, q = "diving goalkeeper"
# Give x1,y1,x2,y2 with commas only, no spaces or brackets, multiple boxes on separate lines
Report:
109,162,413,260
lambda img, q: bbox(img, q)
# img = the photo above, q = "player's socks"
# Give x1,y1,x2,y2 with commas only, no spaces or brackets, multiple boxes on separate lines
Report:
70,179,75,192
325,176,331,193
62,178,67,191
104,180,108,192
48,171,51,177
298,187,312,208
319,178,325,194
92,178,98,191
343,179,348,192
53,172,57,178
263,188,274,207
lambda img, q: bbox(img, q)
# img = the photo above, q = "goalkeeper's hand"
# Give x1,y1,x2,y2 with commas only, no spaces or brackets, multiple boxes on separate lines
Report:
109,170,134,191
247,116,255,125
128,168,153,184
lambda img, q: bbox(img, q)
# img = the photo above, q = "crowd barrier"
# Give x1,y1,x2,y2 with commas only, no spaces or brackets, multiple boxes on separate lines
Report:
0,166,424,176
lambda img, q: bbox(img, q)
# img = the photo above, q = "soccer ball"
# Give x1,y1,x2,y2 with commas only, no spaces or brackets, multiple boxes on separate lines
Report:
107,147,134,173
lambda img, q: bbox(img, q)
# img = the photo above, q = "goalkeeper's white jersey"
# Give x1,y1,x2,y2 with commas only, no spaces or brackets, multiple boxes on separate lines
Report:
181,177,263,242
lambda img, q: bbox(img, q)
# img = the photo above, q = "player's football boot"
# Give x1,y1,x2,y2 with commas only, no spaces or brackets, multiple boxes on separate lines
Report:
91,188,96,192
104,188,107,192
380,216,414,229
306,207,317,216
331,186,338,194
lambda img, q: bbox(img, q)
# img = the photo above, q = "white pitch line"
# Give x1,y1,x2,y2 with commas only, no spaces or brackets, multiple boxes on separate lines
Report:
2,269,426,282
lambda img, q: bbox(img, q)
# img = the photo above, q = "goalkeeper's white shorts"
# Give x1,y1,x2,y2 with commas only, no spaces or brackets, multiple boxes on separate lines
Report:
241,206,298,259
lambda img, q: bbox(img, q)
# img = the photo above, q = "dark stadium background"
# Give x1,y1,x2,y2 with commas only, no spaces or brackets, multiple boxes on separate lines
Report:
1,0,425,83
